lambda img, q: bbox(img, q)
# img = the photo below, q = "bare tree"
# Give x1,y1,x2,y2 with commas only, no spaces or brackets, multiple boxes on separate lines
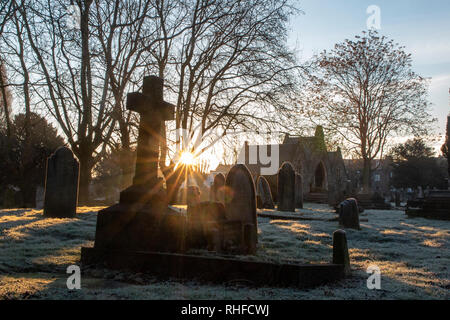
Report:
13,0,117,202
0,58,13,135
0,0,15,134
150,0,302,173
442,114,450,183
302,31,435,192
0,0,15,35
91,0,189,187
2,0,302,203
0,4,34,140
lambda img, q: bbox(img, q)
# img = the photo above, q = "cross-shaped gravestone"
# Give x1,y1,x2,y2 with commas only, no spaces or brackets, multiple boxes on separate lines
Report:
127,76,174,189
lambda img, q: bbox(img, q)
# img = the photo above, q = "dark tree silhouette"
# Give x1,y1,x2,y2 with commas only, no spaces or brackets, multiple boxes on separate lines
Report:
389,138,445,189
0,113,65,206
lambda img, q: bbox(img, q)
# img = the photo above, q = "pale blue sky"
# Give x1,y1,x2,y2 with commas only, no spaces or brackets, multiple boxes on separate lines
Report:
288,0,450,136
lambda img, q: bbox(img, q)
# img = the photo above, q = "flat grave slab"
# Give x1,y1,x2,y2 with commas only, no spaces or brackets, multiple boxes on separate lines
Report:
81,247,346,288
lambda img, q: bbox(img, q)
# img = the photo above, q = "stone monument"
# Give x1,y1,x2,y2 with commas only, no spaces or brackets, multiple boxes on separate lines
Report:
43,147,79,218
256,176,275,209
92,76,186,252
210,173,225,203
224,164,257,254
277,162,295,212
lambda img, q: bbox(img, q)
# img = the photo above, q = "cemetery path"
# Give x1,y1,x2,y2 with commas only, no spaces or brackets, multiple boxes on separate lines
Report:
0,204,448,300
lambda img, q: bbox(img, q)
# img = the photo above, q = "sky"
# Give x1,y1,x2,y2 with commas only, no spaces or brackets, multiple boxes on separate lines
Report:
287,0,450,138
197,0,450,168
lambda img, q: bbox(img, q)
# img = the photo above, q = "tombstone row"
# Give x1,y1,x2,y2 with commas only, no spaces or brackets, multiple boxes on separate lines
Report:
187,164,257,254
212,161,303,214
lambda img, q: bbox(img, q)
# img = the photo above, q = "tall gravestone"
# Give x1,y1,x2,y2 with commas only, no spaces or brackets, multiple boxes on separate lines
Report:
256,176,275,209
93,76,186,253
395,191,401,207
210,173,225,203
417,186,424,199
277,162,295,212
43,147,79,218
295,173,303,209
225,164,257,254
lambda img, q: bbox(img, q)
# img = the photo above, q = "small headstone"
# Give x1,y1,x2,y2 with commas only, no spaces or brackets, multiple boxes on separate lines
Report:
401,188,406,202
224,164,257,253
187,185,227,250
43,147,79,218
277,162,295,212
338,198,360,230
210,173,225,203
186,185,201,208
332,229,351,276
2,186,18,208
35,186,44,209
295,173,303,209
395,191,401,207
256,176,275,209
417,186,424,199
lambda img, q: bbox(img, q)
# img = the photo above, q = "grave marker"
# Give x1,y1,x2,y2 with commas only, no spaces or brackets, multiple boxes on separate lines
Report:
43,147,79,218
257,176,275,209
210,173,225,203
295,174,304,209
338,198,360,230
224,164,257,253
277,162,295,212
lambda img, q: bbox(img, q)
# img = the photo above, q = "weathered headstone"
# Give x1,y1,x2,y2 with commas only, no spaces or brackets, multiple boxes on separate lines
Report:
210,173,225,203
43,147,79,218
186,185,206,248
338,198,360,230
256,176,275,209
395,191,401,207
417,186,424,199
277,162,295,212
295,173,303,209
187,184,227,251
2,186,19,208
332,229,351,276
224,164,257,254
35,186,45,209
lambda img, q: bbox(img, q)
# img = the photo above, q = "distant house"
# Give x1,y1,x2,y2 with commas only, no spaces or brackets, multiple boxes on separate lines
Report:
344,158,393,196
345,156,448,196
236,126,349,205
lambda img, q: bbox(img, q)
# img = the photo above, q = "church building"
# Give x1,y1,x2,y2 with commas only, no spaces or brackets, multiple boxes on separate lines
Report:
238,126,349,205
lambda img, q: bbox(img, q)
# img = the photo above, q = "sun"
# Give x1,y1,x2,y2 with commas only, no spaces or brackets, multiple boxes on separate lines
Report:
178,151,196,166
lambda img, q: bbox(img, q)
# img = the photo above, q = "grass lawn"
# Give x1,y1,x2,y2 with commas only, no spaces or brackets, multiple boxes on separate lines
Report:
0,203,448,300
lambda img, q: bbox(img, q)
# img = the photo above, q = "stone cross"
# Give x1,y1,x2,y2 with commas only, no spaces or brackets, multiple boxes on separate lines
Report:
127,76,174,188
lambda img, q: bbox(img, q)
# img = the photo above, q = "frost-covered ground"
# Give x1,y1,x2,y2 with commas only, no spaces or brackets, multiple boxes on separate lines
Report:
0,204,448,300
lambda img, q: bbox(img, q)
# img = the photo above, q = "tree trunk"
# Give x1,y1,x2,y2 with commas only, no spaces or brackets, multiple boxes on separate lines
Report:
362,157,371,193
77,153,93,205
0,63,11,137
446,116,450,186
